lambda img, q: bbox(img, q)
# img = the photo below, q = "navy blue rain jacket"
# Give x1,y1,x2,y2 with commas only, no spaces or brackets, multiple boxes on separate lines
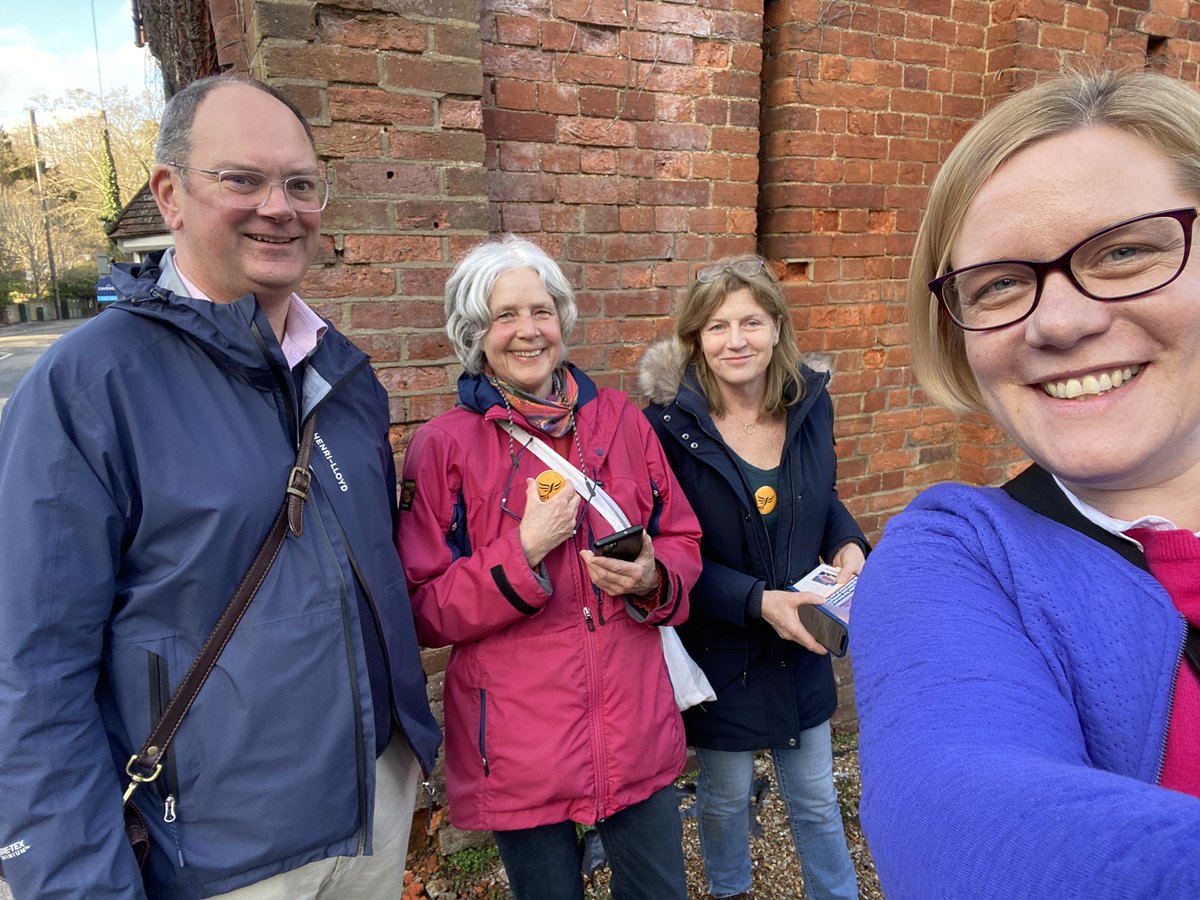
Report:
644,362,866,750
0,255,440,899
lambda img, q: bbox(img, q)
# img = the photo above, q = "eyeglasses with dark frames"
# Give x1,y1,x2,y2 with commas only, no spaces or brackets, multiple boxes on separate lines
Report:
165,163,330,212
696,258,766,283
930,207,1198,332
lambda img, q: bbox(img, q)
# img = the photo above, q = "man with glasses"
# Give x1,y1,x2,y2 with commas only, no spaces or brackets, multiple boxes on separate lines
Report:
0,75,439,899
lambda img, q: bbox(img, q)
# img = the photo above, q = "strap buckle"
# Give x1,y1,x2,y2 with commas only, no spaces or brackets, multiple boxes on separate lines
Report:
122,753,163,803
286,465,311,501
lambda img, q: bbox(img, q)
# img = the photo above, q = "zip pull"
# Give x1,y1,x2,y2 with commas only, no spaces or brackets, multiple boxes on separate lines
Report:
163,794,177,824
423,780,436,835
583,607,596,631
591,583,606,625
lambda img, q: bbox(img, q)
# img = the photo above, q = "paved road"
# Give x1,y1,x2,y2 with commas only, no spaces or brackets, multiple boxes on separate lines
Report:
0,317,89,416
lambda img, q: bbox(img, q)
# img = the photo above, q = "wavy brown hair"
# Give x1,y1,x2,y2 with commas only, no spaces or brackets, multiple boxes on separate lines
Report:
676,256,804,418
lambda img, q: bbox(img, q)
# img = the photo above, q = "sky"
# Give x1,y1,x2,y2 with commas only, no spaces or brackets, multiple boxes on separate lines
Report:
0,0,163,127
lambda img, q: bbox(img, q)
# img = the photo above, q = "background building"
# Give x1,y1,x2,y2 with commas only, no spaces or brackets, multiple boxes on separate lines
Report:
134,0,1200,848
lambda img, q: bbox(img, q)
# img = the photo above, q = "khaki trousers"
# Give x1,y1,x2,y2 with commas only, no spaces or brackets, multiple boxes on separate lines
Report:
206,735,420,900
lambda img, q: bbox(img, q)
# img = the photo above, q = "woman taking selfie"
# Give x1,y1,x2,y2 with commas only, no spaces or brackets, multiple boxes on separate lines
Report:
397,235,702,900
640,258,865,900
853,70,1200,898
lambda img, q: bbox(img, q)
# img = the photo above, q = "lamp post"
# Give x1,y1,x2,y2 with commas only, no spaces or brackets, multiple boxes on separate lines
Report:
25,108,64,321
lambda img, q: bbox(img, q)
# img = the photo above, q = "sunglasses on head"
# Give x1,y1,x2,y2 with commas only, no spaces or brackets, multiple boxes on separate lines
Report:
696,258,765,283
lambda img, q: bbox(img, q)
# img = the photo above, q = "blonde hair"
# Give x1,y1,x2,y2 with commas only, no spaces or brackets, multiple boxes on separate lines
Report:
910,69,1200,412
676,256,804,417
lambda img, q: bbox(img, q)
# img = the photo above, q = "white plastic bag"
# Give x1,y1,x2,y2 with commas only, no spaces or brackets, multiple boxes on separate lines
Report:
660,625,716,710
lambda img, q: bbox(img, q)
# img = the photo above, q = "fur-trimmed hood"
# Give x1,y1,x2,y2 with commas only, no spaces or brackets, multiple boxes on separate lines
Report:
636,339,690,406
636,339,833,406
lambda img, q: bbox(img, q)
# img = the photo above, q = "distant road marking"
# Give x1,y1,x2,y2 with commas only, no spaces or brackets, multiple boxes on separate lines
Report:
0,353,11,360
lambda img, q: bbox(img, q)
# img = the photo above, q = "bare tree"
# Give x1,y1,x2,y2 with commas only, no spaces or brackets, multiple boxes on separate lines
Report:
14,88,160,239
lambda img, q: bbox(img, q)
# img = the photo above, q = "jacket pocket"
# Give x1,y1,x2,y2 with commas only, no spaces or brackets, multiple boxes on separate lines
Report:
146,651,185,864
648,478,664,535
448,489,472,560
478,688,490,776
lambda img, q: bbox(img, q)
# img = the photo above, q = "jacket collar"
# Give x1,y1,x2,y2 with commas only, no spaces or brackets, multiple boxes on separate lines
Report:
456,363,600,417
108,251,365,389
672,363,829,442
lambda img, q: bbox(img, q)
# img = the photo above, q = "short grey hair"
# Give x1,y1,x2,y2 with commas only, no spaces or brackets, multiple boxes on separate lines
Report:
445,235,578,375
155,74,316,169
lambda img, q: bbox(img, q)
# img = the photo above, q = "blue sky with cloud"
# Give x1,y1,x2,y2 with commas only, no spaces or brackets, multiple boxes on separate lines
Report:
0,0,162,127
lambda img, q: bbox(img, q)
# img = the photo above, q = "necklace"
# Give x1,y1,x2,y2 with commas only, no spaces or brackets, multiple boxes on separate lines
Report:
495,379,589,480
721,408,760,435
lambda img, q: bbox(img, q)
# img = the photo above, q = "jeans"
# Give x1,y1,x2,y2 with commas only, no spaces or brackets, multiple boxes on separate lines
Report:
695,720,857,900
493,784,687,900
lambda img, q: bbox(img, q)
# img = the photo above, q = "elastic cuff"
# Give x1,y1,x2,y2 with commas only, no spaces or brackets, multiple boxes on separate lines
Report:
530,562,552,594
623,561,668,621
745,581,766,623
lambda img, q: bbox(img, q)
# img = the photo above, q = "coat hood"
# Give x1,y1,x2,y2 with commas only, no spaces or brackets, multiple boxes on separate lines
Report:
636,339,834,407
108,251,368,396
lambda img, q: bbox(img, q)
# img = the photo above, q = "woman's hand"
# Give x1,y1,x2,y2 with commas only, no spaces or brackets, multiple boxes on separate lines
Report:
761,589,829,655
830,542,866,581
519,478,581,568
580,530,661,599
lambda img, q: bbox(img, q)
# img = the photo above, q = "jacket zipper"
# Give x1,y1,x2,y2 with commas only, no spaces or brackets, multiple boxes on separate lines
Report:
478,689,490,776
575,535,609,819
147,652,186,866
307,493,369,854
251,319,299,445
340,523,436,819
1154,616,1189,783
779,451,798,587
253,332,374,850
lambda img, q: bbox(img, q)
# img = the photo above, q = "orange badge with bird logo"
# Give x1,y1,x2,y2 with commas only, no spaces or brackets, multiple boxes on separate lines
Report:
536,470,565,502
754,485,777,515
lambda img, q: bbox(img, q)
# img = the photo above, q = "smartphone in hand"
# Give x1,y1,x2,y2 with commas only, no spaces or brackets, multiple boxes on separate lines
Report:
594,525,644,562
790,564,856,657
795,603,849,657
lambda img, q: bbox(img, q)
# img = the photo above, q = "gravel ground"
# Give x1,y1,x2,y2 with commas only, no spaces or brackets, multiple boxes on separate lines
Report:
412,731,882,899
0,739,876,900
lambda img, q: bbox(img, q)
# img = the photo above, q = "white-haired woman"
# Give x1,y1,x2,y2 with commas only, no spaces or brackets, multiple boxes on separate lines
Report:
853,69,1200,898
396,235,702,900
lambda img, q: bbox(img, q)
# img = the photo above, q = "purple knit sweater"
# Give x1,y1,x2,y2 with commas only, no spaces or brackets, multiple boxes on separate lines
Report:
853,482,1200,899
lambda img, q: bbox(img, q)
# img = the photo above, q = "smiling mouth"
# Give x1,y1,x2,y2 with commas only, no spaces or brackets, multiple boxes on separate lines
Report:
247,234,296,244
511,349,544,359
1040,365,1142,399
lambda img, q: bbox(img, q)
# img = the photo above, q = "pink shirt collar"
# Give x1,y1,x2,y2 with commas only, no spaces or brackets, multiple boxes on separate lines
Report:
170,250,326,369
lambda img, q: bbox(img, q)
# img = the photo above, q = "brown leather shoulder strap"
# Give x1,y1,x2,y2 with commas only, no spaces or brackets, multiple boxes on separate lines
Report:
123,414,318,801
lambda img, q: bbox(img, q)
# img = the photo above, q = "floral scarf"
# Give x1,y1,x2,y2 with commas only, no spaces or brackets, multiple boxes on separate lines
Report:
488,366,579,438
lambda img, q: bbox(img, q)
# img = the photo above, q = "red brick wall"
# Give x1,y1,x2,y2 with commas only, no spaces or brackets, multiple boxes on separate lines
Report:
248,0,1200,544
243,0,1200,820
250,0,489,456
758,0,1200,536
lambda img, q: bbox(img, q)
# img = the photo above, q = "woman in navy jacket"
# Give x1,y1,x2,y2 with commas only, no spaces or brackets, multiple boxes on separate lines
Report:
640,257,866,900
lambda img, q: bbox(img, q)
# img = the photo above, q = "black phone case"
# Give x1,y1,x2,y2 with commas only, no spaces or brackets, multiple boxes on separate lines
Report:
595,525,643,562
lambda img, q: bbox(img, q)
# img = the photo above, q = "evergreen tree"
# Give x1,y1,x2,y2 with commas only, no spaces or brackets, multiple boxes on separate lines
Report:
97,113,121,227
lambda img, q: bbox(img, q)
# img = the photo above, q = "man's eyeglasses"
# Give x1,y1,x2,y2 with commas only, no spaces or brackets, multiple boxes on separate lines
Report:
165,163,330,212
931,207,1198,332
696,258,765,283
